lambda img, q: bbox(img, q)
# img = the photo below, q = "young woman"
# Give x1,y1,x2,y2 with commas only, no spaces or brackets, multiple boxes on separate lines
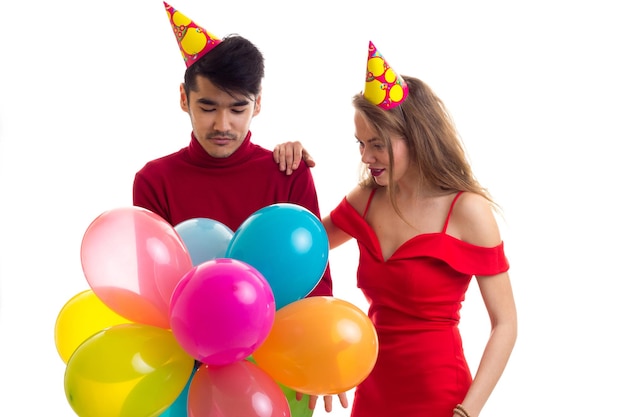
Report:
276,58,517,417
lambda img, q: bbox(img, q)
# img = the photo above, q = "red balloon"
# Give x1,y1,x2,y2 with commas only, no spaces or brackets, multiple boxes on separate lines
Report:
188,361,290,417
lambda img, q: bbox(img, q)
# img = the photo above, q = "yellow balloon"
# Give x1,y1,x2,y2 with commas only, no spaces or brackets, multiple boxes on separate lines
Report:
64,323,195,417
253,296,378,396
54,289,132,363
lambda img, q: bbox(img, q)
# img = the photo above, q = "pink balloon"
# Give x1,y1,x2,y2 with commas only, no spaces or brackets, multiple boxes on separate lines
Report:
188,361,290,417
169,258,275,366
80,206,193,328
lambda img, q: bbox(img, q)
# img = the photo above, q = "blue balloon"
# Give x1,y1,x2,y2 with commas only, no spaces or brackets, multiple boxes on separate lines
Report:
225,203,329,309
174,218,234,266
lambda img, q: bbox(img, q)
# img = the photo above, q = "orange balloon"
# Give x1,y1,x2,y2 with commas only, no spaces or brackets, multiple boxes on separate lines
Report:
252,296,378,395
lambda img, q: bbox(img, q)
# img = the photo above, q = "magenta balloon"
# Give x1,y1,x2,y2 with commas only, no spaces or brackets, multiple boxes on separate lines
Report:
80,207,193,329
169,258,276,366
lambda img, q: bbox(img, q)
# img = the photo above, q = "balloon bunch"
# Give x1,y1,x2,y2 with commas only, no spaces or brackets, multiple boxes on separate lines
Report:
55,203,378,417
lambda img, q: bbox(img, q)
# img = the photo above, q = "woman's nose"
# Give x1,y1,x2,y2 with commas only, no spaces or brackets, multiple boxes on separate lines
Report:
360,148,374,164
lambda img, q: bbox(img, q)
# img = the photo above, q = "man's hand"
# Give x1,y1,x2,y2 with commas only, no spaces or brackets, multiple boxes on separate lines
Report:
295,392,349,413
273,141,316,175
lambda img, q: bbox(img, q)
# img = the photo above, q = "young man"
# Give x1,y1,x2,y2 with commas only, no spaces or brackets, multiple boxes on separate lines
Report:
133,5,351,413
132,4,332,296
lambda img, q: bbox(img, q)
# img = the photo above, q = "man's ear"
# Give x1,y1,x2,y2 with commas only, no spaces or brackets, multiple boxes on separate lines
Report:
179,83,189,112
253,91,262,116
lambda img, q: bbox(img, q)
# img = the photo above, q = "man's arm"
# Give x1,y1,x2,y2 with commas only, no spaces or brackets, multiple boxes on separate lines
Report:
133,171,171,224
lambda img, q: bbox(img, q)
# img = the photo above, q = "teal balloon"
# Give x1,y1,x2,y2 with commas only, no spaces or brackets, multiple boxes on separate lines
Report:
225,203,329,309
174,218,234,266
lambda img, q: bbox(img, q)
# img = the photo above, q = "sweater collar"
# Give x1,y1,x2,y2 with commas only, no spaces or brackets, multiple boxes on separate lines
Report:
188,131,254,167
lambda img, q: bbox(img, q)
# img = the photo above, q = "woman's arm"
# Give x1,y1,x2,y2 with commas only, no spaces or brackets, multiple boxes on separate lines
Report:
451,192,518,417
322,215,352,249
323,186,370,249
460,271,517,417
273,141,315,175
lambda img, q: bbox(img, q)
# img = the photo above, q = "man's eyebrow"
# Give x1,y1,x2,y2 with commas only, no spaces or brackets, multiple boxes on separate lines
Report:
197,98,217,106
231,100,250,107
196,98,251,107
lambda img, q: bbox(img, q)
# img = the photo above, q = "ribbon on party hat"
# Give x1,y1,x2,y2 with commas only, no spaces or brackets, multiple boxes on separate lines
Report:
163,2,221,68
363,41,409,110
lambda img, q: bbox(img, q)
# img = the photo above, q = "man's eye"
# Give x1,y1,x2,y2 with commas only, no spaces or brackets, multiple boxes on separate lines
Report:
231,109,245,114
200,108,215,112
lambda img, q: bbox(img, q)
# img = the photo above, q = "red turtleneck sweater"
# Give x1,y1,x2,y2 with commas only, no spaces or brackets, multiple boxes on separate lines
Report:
133,132,332,296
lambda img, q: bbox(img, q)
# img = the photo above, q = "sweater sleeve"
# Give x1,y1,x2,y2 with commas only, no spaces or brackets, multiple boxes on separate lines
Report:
133,168,172,225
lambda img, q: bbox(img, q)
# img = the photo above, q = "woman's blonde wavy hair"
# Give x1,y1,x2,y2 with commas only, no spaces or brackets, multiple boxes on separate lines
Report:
353,75,498,217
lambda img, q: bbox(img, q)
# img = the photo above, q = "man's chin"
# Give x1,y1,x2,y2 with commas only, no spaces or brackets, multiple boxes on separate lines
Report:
201,141,240,158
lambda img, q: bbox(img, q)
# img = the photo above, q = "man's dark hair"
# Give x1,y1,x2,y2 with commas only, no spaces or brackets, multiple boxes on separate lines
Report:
184,34,265,100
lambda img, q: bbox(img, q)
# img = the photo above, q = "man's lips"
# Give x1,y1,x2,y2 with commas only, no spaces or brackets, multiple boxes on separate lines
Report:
208,137,234,145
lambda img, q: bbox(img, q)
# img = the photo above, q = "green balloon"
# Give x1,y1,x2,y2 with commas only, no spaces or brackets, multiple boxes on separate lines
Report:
64,323,194,417
280,384,314,417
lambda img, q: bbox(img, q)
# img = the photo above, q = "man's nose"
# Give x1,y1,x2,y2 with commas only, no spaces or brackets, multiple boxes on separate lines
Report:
213,110,230,132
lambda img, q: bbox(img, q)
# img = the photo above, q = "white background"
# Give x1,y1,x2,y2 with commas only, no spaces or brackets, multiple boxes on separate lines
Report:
1,1,625,416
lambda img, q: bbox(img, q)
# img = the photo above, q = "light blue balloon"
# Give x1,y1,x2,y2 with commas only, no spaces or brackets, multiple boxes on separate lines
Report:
225,203,329,310
174,218,234,266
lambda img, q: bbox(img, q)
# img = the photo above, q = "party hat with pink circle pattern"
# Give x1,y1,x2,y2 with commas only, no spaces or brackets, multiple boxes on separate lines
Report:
163,2,221,68
363,41,409,110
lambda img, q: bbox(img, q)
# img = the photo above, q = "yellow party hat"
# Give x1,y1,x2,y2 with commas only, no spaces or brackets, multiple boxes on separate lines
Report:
363,41,409,110
163,2,221,68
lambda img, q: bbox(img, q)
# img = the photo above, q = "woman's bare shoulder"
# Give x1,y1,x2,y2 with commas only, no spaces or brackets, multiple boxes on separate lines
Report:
452,192,502,246
345,186,375,216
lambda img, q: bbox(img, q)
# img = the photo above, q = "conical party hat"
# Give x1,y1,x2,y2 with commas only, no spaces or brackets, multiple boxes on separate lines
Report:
163,2,221,68
363,41,409,110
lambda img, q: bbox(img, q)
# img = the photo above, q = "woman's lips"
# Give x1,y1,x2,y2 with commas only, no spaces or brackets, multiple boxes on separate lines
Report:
370,168,384,177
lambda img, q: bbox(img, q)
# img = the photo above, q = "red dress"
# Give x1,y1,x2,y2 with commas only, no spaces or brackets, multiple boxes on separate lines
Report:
330,191,509,417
